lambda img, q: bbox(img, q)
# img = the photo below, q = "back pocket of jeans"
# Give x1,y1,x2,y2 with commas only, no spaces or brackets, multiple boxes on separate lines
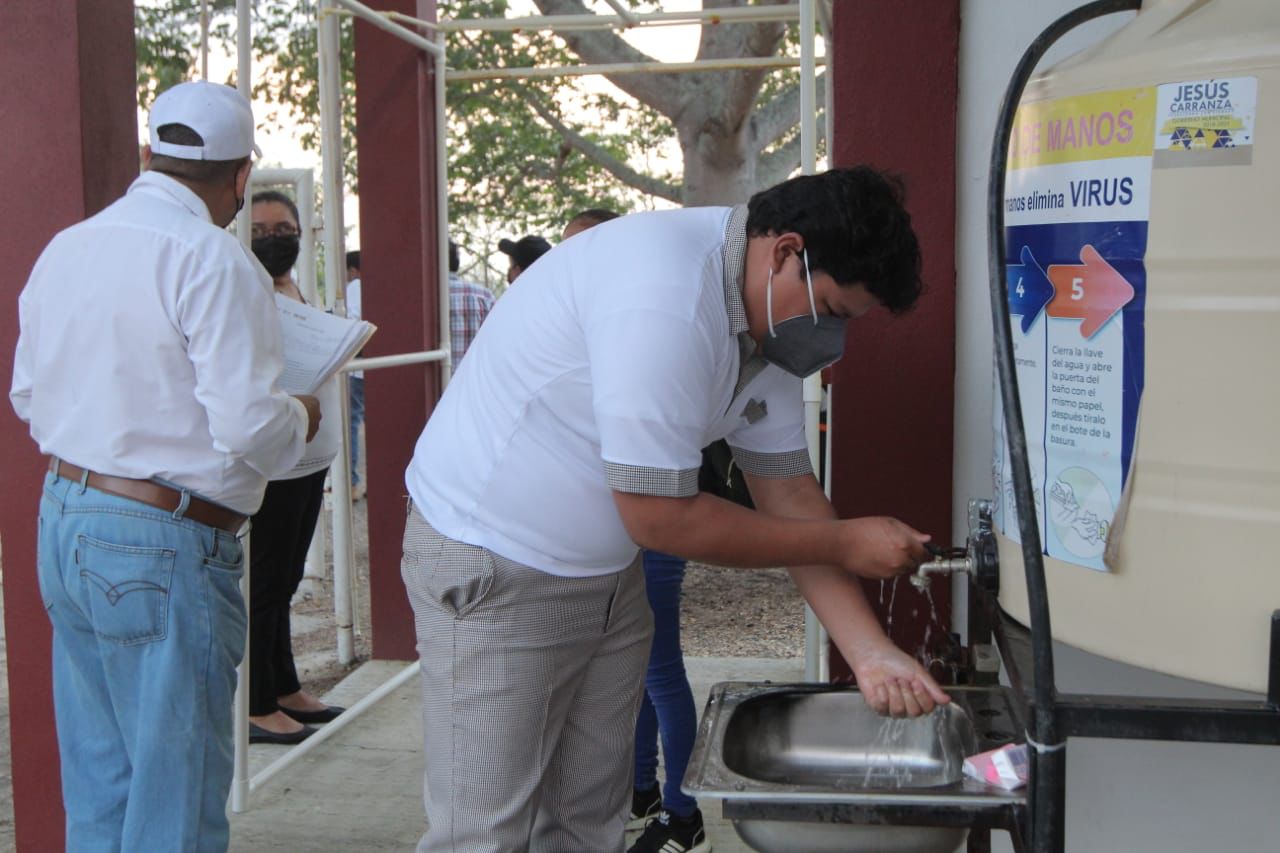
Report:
77,535,175,646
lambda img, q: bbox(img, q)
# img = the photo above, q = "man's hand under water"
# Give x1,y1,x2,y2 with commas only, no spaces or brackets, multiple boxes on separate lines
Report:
843,636,951,718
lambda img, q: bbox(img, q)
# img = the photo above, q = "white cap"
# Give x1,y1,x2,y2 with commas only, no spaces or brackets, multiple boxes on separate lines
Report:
148,81,262,161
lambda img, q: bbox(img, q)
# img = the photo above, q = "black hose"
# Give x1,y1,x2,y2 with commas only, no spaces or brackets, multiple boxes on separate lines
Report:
986,2,1141,850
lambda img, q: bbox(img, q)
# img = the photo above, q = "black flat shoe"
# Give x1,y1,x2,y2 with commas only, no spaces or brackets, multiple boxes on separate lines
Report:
248,722,316,745
280,704,345,724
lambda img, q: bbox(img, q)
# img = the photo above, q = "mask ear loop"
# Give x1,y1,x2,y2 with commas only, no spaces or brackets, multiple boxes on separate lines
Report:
766,265,778,337
803,248,819,325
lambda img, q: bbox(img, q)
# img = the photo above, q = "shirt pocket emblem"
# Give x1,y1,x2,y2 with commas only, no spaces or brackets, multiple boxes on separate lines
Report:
742,398,768,424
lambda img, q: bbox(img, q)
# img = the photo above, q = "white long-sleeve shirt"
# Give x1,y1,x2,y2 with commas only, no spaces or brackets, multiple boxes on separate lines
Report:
11,171,308,514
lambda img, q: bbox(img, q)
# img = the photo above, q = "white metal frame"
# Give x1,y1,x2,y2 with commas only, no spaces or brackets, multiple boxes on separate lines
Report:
248,168,325,588
227,0,829,811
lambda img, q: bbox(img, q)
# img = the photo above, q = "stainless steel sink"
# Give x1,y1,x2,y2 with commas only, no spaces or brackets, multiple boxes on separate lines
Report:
723,690,975,789
684,683,1026,853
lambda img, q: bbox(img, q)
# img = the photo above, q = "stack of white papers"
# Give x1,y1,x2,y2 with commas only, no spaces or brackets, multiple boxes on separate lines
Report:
274,294,377,394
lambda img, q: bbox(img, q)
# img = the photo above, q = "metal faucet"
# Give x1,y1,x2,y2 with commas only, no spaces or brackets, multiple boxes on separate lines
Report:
909,550,974,590
906,500,996,592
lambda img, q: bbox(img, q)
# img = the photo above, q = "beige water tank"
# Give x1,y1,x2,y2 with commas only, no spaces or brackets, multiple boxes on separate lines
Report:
994,0,1280,692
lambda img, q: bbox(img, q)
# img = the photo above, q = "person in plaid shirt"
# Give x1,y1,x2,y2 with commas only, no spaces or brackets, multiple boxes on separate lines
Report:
448,240,496,368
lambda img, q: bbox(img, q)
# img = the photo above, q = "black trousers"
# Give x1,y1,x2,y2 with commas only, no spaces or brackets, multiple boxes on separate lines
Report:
248,468,328,715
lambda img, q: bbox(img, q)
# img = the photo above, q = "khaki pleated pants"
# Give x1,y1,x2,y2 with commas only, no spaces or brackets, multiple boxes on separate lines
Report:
401,504,654,853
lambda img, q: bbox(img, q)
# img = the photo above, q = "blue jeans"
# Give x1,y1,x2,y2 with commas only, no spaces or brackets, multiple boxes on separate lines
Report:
37,471,247,852
633,550,699,817
348,376,365,486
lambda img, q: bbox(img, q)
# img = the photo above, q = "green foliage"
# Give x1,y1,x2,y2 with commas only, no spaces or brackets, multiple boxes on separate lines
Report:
443,1,676,234
135,0,237,107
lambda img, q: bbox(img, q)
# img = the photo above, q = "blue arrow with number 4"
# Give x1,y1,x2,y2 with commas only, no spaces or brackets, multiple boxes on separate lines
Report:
1007,245,1055,334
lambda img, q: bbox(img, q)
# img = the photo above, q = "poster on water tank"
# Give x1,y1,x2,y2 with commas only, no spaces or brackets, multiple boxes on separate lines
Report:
994,86,1152,571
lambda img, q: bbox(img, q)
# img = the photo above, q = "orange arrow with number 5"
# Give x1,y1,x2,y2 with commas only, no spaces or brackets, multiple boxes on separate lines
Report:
1046,244,1134,339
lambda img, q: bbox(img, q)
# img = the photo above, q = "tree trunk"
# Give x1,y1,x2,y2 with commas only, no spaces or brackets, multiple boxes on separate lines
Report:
677,115,759,206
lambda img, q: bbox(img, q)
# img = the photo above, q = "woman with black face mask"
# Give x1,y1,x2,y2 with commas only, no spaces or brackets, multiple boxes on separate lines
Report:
246,190,345,744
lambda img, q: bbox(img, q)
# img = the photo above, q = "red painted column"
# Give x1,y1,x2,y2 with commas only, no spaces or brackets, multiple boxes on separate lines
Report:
0,2,137,848
828,0,960,679
353,0,442,660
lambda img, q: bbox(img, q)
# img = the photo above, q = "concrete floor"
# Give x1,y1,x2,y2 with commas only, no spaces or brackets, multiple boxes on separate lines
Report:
228,656,805,852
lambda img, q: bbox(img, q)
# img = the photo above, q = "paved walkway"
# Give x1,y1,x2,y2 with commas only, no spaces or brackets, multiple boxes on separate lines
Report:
229,656,804,852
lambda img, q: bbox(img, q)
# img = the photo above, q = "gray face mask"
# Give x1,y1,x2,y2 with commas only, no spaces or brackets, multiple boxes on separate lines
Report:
760,249,848,378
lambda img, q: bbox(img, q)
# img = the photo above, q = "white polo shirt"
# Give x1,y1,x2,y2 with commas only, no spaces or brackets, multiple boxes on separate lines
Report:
10,171,308,515
406,205,812,577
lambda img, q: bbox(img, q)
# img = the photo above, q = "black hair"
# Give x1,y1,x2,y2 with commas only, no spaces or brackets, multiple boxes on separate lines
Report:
568,208,620,228
448,241,460,274
148,124,249,185
746,167,923,313
346,250,361,272
251,189,300,225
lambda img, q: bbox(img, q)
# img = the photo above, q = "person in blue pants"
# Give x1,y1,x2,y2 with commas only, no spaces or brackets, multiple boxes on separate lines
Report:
627,550,711,853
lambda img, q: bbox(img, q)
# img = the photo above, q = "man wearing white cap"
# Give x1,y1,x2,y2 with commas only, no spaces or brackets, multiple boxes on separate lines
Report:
10,81,319,851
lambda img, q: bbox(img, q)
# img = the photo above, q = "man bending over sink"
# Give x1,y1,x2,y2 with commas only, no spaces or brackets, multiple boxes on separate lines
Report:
399,167,950,853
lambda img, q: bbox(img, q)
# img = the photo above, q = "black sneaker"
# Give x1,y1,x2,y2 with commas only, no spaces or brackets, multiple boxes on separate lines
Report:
626,809,711,853
626,785,662,831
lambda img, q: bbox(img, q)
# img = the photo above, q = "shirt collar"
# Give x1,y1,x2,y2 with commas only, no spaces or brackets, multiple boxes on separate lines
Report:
721,204,749,337
128,171,215,224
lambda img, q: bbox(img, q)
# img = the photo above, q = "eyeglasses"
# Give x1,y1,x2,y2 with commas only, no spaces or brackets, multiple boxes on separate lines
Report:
251,224,301,239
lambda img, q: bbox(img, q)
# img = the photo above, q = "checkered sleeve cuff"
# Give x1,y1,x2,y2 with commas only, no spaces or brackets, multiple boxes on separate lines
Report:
604,462,701,497
729,446,812,479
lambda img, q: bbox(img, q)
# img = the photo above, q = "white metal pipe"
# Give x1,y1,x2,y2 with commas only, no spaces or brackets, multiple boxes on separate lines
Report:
248,168,329,585
824,31,834,166
236,0,251,101
319,0,357,667
249,661,421,794
230,0,253,813
200,0,210,80
803,375,822,465
299,172,318,305
298,174,322,611
332,0,445,57
304,484,330,584
296,173,325,580
385,10,441,33
799,0,825,683
819,381,833,682
342,349,449,372
447,55,824,83
250,167,314,183
809,0,830,682
800,0,816,175
433,4,802,33
234,0,252,250
802,373,823,683
435,27,453,387
600,0,640,28
803,607,821,681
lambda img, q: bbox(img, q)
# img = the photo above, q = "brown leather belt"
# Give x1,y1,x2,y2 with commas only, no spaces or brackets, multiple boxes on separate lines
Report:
49,458,248,533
